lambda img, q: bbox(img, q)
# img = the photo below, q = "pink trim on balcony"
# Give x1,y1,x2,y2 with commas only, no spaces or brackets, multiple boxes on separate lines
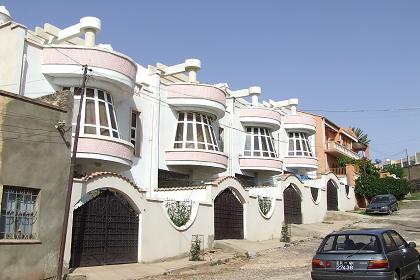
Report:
165,149,228,169
283,156,318,168
166,84,226,106
283,115,316,127
239,156,283,172
76,136,134,164
43,47,137,80
240,108,281,121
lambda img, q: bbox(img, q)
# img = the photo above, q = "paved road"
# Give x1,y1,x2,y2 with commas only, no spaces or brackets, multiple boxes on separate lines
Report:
143,200,420,280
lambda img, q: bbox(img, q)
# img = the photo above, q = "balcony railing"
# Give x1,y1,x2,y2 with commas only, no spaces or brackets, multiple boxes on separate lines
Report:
326,141,361,160
330,167,346,175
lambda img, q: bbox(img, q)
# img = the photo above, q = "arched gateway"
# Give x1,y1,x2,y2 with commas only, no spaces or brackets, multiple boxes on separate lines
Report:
327,179,339,211
214,188,244,240
70,189,139,267
283,185,302,224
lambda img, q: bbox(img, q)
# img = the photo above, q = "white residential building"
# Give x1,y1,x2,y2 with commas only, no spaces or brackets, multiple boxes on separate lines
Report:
0,8,359,271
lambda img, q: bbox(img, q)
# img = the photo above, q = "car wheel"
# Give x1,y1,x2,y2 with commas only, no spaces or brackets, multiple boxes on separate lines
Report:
413,263,420,280
388,209,392,215
393,271,400,280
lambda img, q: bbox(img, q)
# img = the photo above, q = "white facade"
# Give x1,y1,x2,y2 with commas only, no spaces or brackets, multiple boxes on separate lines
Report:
0,11,357,268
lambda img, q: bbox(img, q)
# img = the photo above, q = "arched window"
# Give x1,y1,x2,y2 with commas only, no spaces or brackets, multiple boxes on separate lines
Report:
174,112,219,151
244,127,277,158
310,187,319,202
69,87,120,138
288,132,313,157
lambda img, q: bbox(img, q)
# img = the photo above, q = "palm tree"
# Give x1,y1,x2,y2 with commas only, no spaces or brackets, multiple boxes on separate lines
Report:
351,127,370,146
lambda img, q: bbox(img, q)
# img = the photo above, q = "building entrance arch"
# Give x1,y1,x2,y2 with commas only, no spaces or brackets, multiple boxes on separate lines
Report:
70,189,139,267
327,180,339,211
283,185,302,224
214,188,244,240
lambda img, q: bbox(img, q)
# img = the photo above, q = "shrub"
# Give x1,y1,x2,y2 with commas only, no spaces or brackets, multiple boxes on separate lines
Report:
338,156,355,167
189,235,203,261
356,175,412,200
379,177,412,200
382,164,405,179
280,223,291,243
355,158,411,200
165,200,192,227
258,196,272,216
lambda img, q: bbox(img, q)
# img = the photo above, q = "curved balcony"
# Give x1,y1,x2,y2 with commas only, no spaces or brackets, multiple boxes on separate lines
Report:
282,115,316,135
165,83,226,120
42,46,137,91
165,149,228,171
75,135,134,172
283,156,318,170
239,156,283,173
239,107,281,131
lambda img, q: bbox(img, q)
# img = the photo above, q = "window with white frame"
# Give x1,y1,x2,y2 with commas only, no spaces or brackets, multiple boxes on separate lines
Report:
288,132,313,157
244,127,277,158
0,186,40,240
174,112,219,151
69,87,120,138
130,110,140,156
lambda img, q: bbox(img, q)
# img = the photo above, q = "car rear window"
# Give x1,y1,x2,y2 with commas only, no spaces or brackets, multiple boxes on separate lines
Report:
371,197,389,203
319,234,380,253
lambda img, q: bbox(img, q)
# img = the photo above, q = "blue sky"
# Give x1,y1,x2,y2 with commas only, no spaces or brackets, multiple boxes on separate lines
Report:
3,0,420,161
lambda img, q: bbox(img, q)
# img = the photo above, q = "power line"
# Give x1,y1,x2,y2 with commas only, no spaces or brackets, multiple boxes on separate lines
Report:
0,69,82,88
0,129,62,137
374,135,420,145
0,111,61,123
302,107,420,113
1,130,61,141
46,44,84,66
1,123,61,132
0,138,65,144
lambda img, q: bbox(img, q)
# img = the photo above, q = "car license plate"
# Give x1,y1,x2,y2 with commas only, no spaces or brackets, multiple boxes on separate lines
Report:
336,261,354,271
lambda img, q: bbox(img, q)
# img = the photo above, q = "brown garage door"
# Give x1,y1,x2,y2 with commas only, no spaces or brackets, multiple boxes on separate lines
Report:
284,185,302,224
214,188,244,240
327,180,338,211
70,190,139,267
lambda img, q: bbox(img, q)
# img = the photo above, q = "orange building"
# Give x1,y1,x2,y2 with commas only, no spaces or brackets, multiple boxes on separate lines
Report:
308,114,369,176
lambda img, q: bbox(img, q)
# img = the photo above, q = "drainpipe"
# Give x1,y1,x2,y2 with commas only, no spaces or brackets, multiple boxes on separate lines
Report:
150,69,163,195
18,52,27,96
229,98,235,176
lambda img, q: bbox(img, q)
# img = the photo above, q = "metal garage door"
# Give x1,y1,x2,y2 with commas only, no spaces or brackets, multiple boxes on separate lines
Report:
70,190,139,267
327,180,338,211
283,185,302,224
214,188,244,240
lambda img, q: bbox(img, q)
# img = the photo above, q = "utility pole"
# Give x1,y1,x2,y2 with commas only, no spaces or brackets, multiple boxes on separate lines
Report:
57,65,91,279
406,148,412,182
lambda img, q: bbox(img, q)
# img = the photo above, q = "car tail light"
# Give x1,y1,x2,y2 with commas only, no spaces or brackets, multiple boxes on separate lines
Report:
368,259,389,269
312,259,324,268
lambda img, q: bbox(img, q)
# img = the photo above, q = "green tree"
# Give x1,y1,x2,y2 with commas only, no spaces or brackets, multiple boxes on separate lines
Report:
382,164,404,179
351,127,371,146
338,156,355,167
355,158,412,200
